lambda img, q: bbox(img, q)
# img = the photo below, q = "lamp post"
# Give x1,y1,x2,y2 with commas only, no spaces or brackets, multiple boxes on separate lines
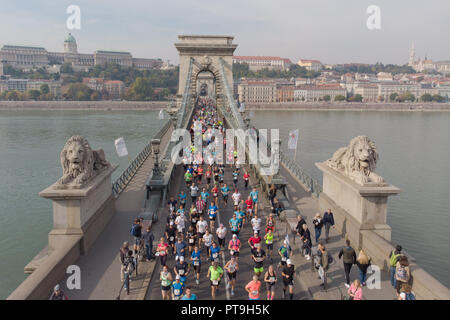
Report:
151,139,162,179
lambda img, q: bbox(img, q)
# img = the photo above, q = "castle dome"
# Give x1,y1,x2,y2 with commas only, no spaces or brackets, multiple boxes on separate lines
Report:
64,33,76,43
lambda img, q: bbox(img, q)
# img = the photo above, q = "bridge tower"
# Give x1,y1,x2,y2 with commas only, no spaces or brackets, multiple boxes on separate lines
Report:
175,35,237,107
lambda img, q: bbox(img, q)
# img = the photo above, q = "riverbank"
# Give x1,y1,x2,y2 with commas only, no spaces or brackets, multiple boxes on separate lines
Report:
247,102,450,111
0,101,168,110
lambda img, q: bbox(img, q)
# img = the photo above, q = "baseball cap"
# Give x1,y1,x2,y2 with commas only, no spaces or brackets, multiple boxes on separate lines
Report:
176,275,181,280
54,284,60,291
287,259,292,265
232,234,237,238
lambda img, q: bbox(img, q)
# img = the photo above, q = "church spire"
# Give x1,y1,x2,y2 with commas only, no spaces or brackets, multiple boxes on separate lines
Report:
408,42,415,66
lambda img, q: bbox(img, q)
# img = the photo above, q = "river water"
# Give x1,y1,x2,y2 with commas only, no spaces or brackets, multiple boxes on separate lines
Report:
0,110,166,299
252,110,450,289
0,109,449,299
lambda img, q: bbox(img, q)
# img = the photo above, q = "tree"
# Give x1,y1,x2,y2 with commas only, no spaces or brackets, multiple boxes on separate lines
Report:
126,77,153,100
66,83,93,101
420,93,432,102
348,94,363,102
389,93,398,102
40,84,50,95
431,94,445,102
335,94,346,102
323,95,331,102
27,89,41,100
397,91,415,102
90,91,101,101
5,90,19,101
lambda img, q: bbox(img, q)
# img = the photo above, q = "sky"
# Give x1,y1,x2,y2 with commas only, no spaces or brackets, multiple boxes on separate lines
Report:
0,0,449,65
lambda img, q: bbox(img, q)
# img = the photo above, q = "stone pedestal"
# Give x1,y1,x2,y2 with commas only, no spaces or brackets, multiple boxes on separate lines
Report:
40,165,118,254
315,162,400,246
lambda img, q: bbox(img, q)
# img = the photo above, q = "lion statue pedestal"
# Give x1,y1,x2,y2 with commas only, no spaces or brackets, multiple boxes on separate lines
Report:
39,136,118,254
315,136,400,247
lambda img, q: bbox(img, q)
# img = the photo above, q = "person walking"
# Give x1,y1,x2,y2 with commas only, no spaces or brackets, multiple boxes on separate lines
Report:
119,241,130,282
272,198,285,217
313,213,323,244
296,215,307,255
302,224,312,261
143,226,155,261
395,256,411,297
322,209,335,243
355,249,371,286
49,284,68,300
268,184,277,209
245,275,262,300
318,242,329,289
388,245,403,288
264,265,277,300
224,256,239,296
338,239,357,288
160,265,173,300
347,279,363,300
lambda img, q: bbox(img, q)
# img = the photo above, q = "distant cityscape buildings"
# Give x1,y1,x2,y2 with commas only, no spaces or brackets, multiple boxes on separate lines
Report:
408,42,450,74
0,33,171,72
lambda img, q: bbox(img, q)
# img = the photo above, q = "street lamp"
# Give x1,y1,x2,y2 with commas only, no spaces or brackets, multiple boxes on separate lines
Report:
151,139,162,179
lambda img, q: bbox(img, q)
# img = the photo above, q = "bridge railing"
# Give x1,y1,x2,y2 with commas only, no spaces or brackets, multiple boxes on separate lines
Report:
218,58,322,197
112,119,171,197
176,57,194,129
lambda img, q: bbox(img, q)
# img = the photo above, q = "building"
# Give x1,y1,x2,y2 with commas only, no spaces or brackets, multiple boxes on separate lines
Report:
237,79,277,103
233,56,292,71
104,80,125,99
83,77,104,91
378,82,421,101
7,79,28,92
294,84,346,102
1,33,164,71
377,72,393,81
26,80,61,97
277,86,295,102
297,59,322,72
354,84,379,102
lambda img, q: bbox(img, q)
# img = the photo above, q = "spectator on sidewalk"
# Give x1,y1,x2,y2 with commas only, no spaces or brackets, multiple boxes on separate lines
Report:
347,279,363,300
49,284,68,300
313,213,323,244
322,209,335,243
296,215,307,254
395,256,411,297
119,241,130,282
318,242,329,289
356,249,371,286
143,226,155,261
338,239,357,288
302,224,312,260
398,283,415,300
388,245,403,289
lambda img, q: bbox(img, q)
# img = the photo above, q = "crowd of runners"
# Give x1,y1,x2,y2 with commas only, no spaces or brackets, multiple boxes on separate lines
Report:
113,96,416,301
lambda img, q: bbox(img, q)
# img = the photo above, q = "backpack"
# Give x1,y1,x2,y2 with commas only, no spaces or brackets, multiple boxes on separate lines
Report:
405,292,415,300
396,265,408,281
130,224,138,237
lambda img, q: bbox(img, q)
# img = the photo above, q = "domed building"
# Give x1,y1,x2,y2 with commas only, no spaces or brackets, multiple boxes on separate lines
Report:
64,33,78,55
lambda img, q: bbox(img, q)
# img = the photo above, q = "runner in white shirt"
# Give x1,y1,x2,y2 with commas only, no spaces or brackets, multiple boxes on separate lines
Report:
196,216,208,249
216,224,227,249
175,213,186,234
202,230,214,257
251,214,262,235
231,189,241,211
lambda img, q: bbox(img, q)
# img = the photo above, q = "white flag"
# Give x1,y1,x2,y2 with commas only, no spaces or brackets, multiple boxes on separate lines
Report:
288,129,299,150
114,137,129,157
159,109,164,120
285,234,290,248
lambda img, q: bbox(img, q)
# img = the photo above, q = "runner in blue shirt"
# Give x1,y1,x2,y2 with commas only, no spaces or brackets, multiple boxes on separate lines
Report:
181,287,197,300
171,276,185,300
201,188,209,206
208,203,218,232
178,191,187,207
221,183,230,206
191,246,202,285
250,187,259,214
237,210,246,230
229,213,240,236
210,242,221,261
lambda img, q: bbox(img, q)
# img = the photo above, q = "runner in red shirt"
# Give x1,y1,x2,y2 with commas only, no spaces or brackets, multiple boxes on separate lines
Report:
245,196,253,221
248,232,262,250
243,171,250,189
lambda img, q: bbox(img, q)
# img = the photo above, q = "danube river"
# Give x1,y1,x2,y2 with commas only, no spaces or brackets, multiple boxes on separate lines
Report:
252,110,450,289
0,109,449,298
0,110,167,299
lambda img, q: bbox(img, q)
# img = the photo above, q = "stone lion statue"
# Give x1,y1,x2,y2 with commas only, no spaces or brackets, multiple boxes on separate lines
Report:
56,135,110,188
326,136,384,185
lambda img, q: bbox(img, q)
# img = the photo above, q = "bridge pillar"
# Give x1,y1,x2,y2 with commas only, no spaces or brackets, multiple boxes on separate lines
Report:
175,35,237,99
316,162,400,248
